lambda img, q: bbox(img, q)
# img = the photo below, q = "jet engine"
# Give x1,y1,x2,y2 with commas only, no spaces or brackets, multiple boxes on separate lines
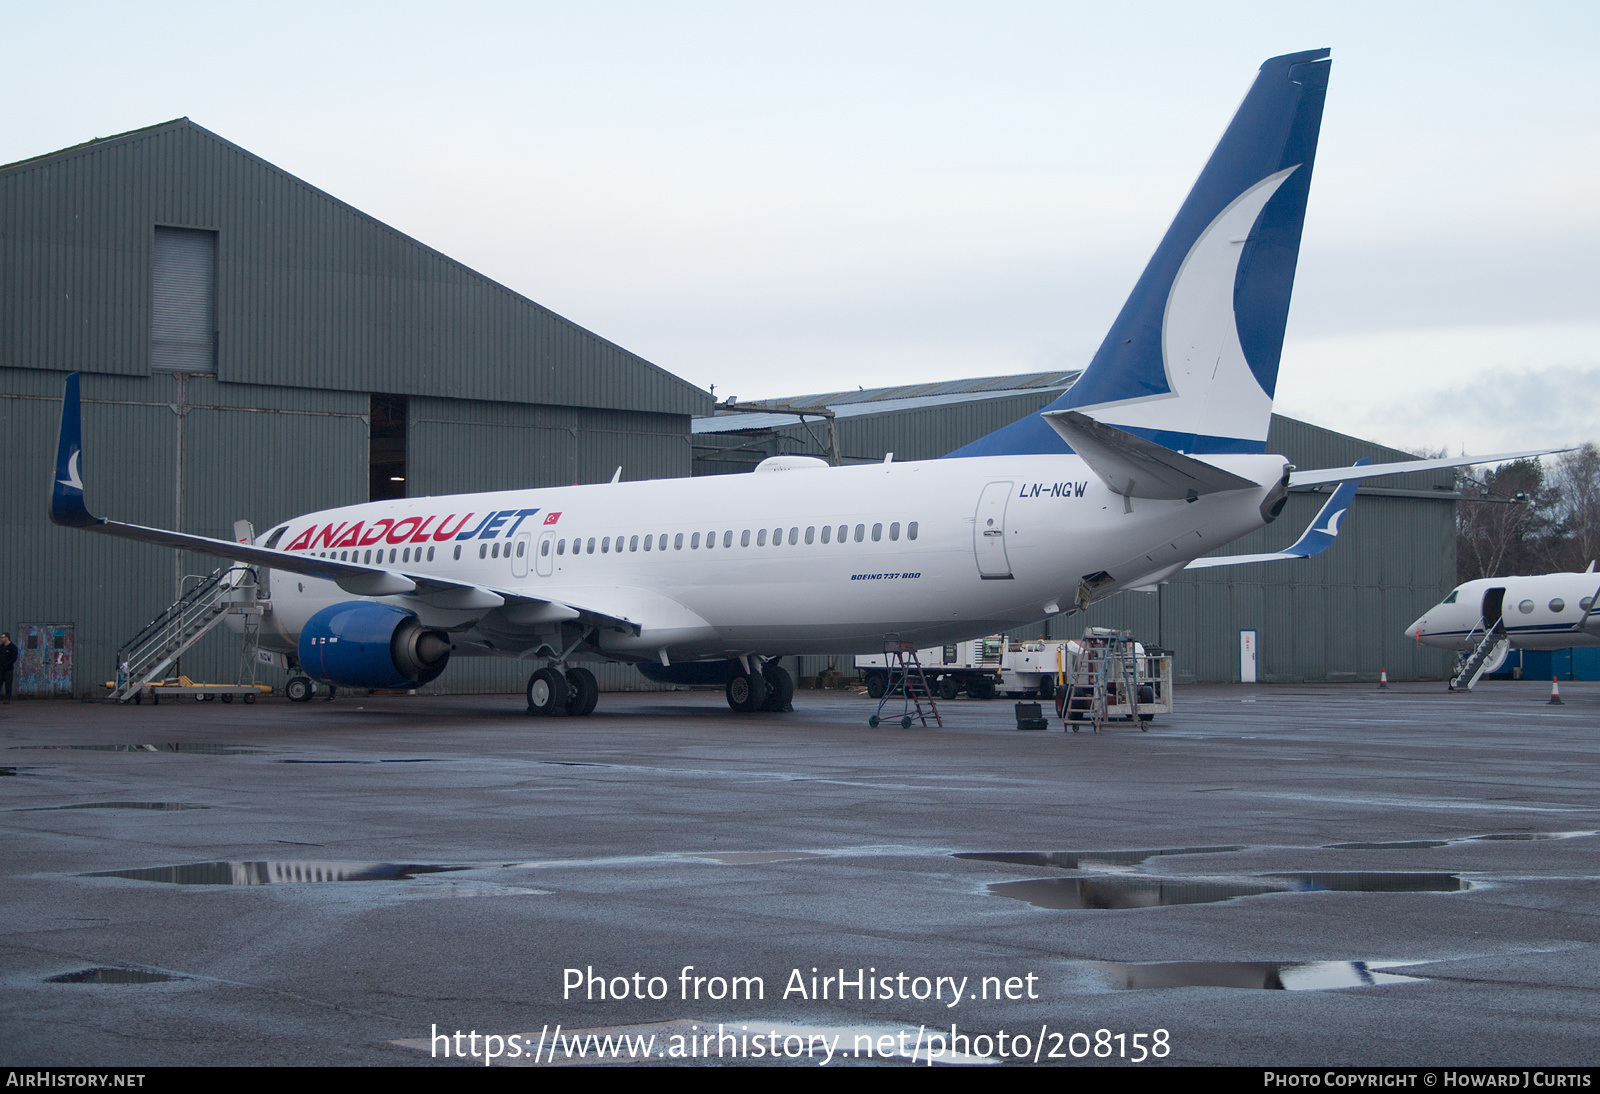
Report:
298,602,451,689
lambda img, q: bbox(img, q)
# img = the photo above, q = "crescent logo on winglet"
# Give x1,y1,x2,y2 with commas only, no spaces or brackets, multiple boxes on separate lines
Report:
58,449,83,491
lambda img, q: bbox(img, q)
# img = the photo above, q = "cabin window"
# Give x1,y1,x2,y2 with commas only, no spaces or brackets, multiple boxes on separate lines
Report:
404,548,412,562
629,535,639,552
491,543,500,558
453,545,461,560
692,532,701,549
1582,597,1594,611
675,533,684,550
1550,598,1565,612
479,544,487,559
1518,599,1535,614
820,525,831,544
723,530,733,547
364,550,372,564
855,524,865,543
390,549,398,563
340,551,347,561
770,527,781,545
557,539,565,555
740,529,751,547
838,525,848,543
659,531,667,548
872,523,882,542
587,538,595,554
644,535,653,552
788,527,798,545
805,526,815,544
602,537,610,553
889,522,900,541
757,529,767,546
908,521,918,540
427,546,434,561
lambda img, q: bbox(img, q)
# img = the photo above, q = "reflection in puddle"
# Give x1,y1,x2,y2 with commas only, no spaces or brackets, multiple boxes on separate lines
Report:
1326,840,1450,850
1327,831,1595,850
1088,960,1427,991
955,846,1245,870
47,967,185,984
993,872,1464,909
19,801,208,812
689,851,825,865
88,861,468,885
10,743,268,755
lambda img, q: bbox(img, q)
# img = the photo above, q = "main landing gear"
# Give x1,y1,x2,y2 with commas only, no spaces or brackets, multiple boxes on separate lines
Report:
526,666,599,717
725,661,794,714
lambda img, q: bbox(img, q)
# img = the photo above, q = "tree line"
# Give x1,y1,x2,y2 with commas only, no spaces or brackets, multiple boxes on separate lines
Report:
1455,444,1600,582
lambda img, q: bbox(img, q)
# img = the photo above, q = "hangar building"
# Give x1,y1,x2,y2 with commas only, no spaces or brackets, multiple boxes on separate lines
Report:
694,378,1459,684
1,119,711,696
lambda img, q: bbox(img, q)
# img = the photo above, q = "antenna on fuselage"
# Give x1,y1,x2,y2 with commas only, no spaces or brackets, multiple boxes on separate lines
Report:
611,466,622,484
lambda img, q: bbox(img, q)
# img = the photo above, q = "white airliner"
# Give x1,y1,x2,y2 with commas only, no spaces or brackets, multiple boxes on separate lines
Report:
1405,568,1600,687
49,49,1561,716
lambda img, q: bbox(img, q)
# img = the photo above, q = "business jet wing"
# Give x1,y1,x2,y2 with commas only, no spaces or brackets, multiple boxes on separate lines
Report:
48,373,635,631
1041,410,1261,499
1187,460,1367,569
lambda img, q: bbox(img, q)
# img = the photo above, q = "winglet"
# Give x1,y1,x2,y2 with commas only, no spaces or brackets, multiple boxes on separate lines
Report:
50,373,100,528
1186,457,1367,569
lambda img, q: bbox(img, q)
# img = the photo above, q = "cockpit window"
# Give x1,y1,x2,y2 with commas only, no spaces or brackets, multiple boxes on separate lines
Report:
1442,589,1459,604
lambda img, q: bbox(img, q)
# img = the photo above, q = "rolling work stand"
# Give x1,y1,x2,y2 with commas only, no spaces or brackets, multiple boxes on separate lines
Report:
868,635,942,728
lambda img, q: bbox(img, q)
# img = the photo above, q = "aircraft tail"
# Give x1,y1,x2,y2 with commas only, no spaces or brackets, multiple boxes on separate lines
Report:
949,49,1330,458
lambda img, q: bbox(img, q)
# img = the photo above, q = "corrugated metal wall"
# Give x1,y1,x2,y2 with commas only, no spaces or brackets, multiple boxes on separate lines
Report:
1,120,711,418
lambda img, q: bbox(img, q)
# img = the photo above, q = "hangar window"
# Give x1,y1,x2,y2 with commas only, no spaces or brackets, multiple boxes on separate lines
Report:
872,523,882,542
1550,598,1565,613
151,226,217,374
855,524,865,543
821,526,831,544
908,521,918,540
369,394,407,502
805,526,815,544
1518,599,1535,614
723,531,733,548
740,530,751,547
889,522,900,541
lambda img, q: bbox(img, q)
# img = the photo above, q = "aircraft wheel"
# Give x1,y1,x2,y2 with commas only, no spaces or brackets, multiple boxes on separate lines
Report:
865,672,888,699
760,664,794,712
725,670,767,713
868,715,880,728
938,676,961,700
286,677,313,703
527,668,569,716
564,667,599,717
967,676,996,700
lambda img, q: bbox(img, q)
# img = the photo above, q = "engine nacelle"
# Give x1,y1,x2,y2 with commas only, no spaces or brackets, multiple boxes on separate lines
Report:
298,602,451,689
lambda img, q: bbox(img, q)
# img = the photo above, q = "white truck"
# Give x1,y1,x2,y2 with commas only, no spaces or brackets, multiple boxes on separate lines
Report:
856,634,1165,703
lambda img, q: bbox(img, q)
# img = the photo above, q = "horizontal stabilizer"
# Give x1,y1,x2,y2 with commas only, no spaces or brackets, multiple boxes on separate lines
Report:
1188,459,1366,568
1042,410,1259,500
1288,449,1570,489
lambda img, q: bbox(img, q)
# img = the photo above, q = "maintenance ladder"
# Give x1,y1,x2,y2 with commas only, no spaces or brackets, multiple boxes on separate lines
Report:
869,636,942,728
1060,627,1143,732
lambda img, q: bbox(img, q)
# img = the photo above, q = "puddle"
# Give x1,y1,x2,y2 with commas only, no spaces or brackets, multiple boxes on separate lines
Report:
956,846,1244,870
10,743,269,755
1326,840,1450,850
1087,960,1427,991
0,767,16,776
46,967,185,984
16,801,209,812
992,872,1464,909
87,860,468,885
1327,831,1594,850
689,852,825,865
279,758,440,765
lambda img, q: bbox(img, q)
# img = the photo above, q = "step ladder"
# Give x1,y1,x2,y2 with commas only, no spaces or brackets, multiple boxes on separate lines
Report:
1448,617,1508,692
869,635,942,728
111,564,262,703
1059,627,1142,732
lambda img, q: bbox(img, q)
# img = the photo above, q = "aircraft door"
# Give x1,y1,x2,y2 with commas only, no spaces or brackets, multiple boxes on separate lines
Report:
973,481,1014,579
511,532,531,578
1482,587,1506,628
535,531,555,577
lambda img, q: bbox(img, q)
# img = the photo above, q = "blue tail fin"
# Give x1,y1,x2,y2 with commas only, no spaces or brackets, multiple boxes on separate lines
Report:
949,49,1330,458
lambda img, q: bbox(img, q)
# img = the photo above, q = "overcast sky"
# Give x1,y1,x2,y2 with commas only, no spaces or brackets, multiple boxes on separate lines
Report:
6,1,1596,456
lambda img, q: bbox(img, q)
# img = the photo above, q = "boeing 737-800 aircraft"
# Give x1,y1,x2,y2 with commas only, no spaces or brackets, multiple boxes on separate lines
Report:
49,49,1559,716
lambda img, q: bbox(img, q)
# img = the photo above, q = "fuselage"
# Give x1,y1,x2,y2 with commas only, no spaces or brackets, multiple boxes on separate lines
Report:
239,452,1288,664
1407,573,1600,652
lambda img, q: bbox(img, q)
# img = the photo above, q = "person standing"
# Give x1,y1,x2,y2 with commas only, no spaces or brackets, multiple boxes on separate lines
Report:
0,633,16,703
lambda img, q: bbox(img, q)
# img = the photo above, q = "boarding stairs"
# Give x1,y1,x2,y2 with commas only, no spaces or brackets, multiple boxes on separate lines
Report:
111,564,263,703
869,636,942,728
1060,627,1142,732
1448,617,1508,693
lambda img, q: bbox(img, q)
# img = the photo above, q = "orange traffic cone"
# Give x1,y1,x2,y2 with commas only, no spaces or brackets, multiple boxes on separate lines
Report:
1549,678,1564,705
1378,668,1389,690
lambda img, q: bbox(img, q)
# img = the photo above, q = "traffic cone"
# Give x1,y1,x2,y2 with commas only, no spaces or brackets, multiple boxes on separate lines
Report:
1378,668,1389,690
1549,678,1564,705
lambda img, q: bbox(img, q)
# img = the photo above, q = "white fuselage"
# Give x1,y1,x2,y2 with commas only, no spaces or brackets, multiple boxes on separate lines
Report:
1406,573,1600,652
241,453,1288,664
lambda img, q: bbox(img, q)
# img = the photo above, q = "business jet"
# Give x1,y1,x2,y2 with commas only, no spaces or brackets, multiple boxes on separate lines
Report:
49,49,1561,716
1405,568,1600,689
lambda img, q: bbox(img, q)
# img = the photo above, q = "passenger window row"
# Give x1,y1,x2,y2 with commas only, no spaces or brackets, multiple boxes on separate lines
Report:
552,521,918,557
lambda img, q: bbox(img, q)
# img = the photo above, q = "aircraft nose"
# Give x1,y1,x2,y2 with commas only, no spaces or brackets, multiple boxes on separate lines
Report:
1404,617,1423,640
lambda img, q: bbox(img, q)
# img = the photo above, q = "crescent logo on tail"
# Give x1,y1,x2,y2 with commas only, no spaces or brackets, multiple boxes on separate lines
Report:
58,449,83,491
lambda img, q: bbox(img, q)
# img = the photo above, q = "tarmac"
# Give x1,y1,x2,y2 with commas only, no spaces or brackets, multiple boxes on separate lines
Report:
2,680,1596,1067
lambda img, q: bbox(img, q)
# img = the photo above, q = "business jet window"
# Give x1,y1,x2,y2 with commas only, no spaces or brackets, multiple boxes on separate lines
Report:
908,521,918,540
855,524,865,543
757,529,767,546
723,530,733,547
1442,590,1459,603
805,526,815,544
1518,600,1535,613
1550,598,1565,612
740,529,751,547
1583,597,1595,611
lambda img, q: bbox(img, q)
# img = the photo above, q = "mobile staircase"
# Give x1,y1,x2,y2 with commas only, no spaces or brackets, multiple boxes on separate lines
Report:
1059,627,1144,732
1448,617,1509,692
110,564,264,703
868,635,942,728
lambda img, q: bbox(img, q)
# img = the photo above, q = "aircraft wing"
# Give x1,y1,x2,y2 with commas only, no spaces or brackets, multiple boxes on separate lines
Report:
1288,449,1570,489
1187,460,1366,569
48,373,635,631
